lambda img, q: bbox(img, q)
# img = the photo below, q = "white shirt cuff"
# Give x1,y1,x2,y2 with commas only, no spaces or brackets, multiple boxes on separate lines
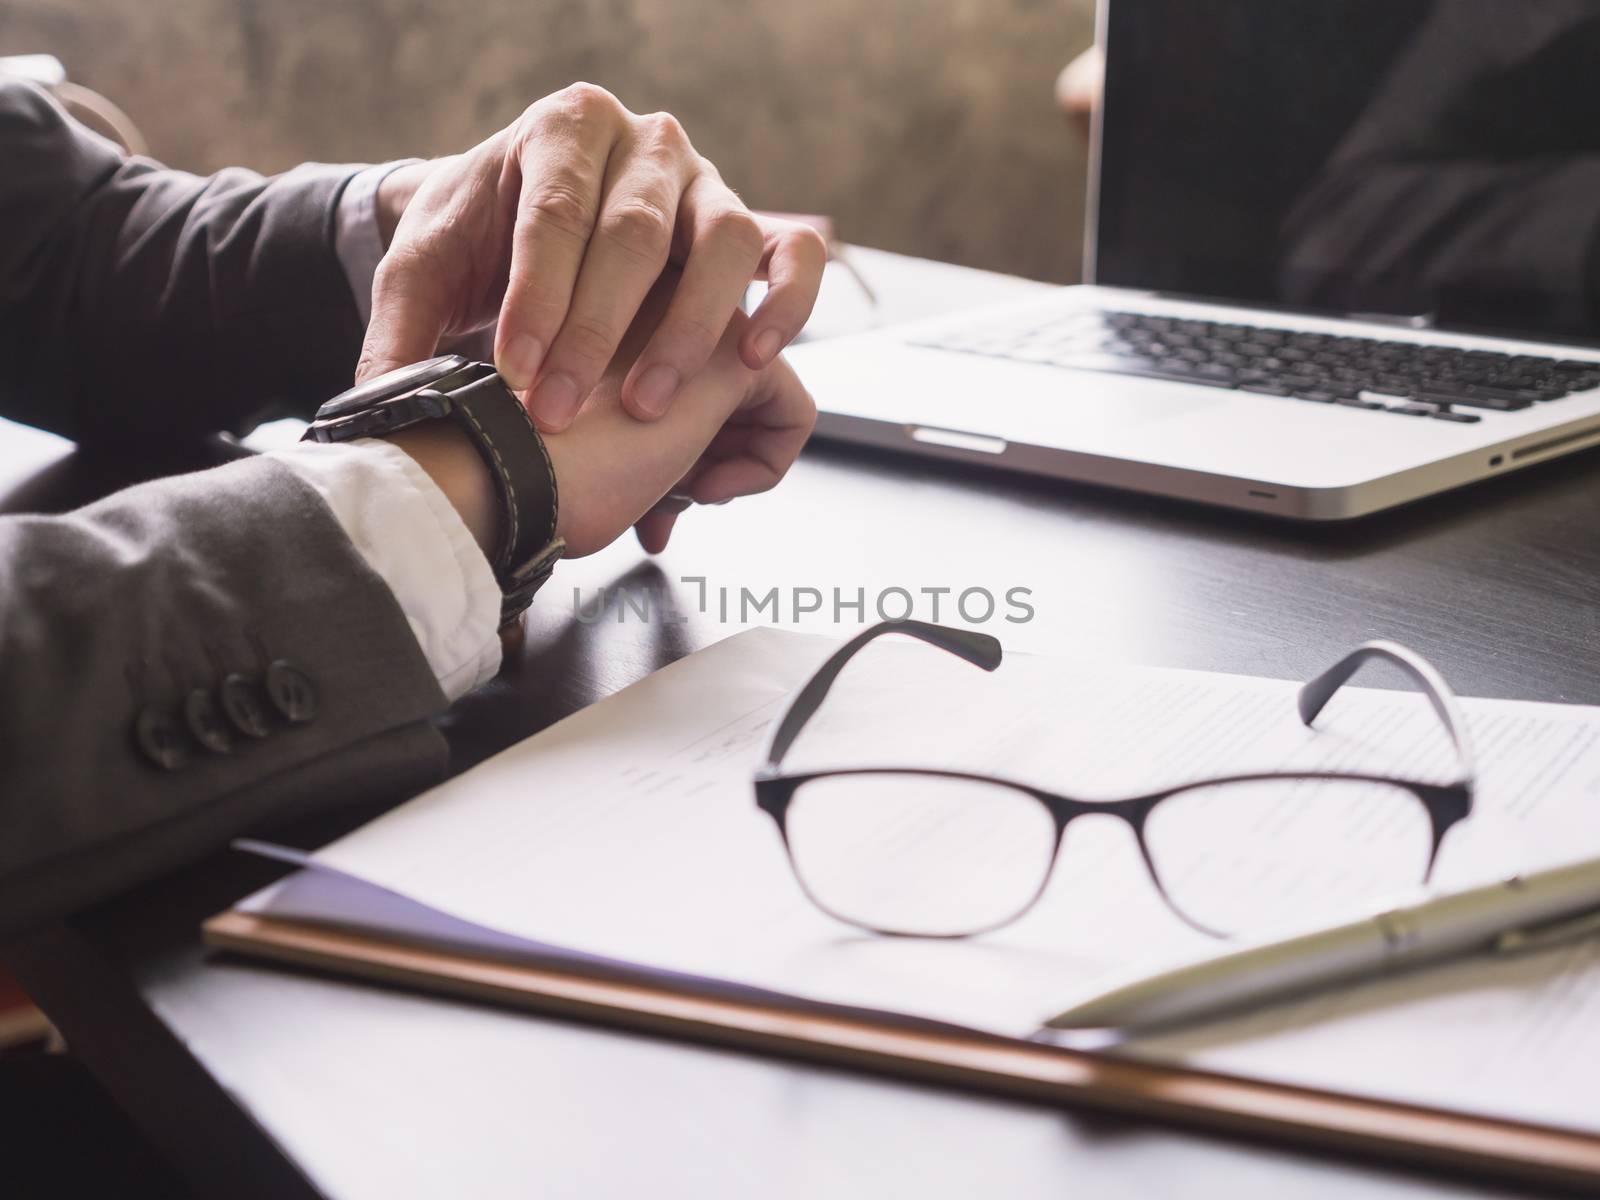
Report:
333,161,422,326
270,438,502,701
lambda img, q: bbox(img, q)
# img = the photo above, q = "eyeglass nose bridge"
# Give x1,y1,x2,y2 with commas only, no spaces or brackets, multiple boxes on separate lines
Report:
1028,790,1199,928
1033,789,1160,837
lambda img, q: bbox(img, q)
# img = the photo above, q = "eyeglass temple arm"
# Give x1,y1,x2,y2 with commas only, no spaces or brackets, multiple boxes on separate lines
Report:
762,620,1002,770
1297,640,1476,783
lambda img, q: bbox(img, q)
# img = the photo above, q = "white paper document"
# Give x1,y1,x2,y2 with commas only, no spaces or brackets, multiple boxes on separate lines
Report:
249,627,1600,1134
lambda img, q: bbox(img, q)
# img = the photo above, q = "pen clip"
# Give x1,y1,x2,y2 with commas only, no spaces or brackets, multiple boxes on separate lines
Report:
1493,907,1600,955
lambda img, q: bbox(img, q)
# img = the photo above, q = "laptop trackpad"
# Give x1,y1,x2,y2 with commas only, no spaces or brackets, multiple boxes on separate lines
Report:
818,350,1227,445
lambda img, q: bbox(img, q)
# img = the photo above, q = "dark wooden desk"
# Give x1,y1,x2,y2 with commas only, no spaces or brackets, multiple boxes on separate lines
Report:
5,272,1600,1198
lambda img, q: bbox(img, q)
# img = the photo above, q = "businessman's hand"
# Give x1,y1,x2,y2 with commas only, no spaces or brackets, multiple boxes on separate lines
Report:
358,83,827,432
392,269,814,564
545,271,816,557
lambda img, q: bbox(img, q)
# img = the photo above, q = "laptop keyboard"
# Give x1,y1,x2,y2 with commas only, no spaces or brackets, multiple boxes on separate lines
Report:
913,310,1600,425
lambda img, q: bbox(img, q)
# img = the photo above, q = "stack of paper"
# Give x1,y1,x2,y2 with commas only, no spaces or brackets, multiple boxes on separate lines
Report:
234,628,1600,1137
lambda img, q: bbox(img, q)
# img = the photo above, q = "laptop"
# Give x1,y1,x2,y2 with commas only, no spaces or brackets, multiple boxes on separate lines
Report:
787,0,1600,520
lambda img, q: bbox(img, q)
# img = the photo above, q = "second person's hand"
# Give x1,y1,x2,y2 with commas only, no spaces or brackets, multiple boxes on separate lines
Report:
356,83,827,432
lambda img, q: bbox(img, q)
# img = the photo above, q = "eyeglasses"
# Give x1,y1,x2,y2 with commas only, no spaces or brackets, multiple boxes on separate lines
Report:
754,621,1475,940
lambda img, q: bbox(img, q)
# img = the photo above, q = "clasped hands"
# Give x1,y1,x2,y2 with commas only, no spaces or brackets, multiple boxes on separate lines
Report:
364,83,825,559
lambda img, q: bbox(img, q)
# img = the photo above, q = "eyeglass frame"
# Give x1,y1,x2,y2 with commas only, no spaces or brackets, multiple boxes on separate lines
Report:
753,619,1477,939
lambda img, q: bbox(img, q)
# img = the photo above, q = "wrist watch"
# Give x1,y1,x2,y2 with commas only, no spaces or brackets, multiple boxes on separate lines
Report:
303,355,564,626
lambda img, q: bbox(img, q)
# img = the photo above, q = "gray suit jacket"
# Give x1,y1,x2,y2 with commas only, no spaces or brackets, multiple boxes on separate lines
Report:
0,81,450,936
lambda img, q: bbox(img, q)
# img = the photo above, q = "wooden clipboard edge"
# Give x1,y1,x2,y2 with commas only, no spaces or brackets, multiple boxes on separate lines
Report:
204,909,1600,1193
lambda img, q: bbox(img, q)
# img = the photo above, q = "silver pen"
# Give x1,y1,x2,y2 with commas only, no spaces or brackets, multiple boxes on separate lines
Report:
1046,852,1600,1034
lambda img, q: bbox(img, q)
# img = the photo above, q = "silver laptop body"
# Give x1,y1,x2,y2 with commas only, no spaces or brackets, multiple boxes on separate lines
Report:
790,0,1600,520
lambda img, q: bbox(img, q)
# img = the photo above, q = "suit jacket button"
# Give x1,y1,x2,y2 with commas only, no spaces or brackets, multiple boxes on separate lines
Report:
265,661,317,724
135,708,189,771
220,673,271,739
185,688,234,754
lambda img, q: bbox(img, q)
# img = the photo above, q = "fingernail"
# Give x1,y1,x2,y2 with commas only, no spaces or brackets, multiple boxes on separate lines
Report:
754,328,784,365
632,364,680,418
500,334,543,391
530,372,581,429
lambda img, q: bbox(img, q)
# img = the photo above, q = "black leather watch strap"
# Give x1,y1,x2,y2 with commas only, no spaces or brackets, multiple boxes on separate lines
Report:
304,357,563,627
432,372,562,625
435,374,558,570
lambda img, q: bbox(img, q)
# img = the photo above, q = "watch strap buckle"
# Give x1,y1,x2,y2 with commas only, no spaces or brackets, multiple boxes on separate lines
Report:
498,537,566,626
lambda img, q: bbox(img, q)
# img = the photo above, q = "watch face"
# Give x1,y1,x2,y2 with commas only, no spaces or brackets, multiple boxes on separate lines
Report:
315,354,469,420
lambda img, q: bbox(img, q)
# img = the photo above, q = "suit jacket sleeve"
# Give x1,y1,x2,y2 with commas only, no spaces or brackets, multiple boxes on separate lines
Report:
0,454,452,937
0,79,367,445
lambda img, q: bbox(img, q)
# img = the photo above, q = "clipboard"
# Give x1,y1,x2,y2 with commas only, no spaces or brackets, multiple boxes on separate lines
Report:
204,907,1600,1193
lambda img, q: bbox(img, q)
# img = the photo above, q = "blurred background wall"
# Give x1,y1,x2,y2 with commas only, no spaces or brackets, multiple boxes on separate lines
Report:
0,0,1097,281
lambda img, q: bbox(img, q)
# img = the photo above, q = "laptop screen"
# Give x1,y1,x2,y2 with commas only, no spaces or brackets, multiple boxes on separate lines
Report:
1094,0,1600,343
